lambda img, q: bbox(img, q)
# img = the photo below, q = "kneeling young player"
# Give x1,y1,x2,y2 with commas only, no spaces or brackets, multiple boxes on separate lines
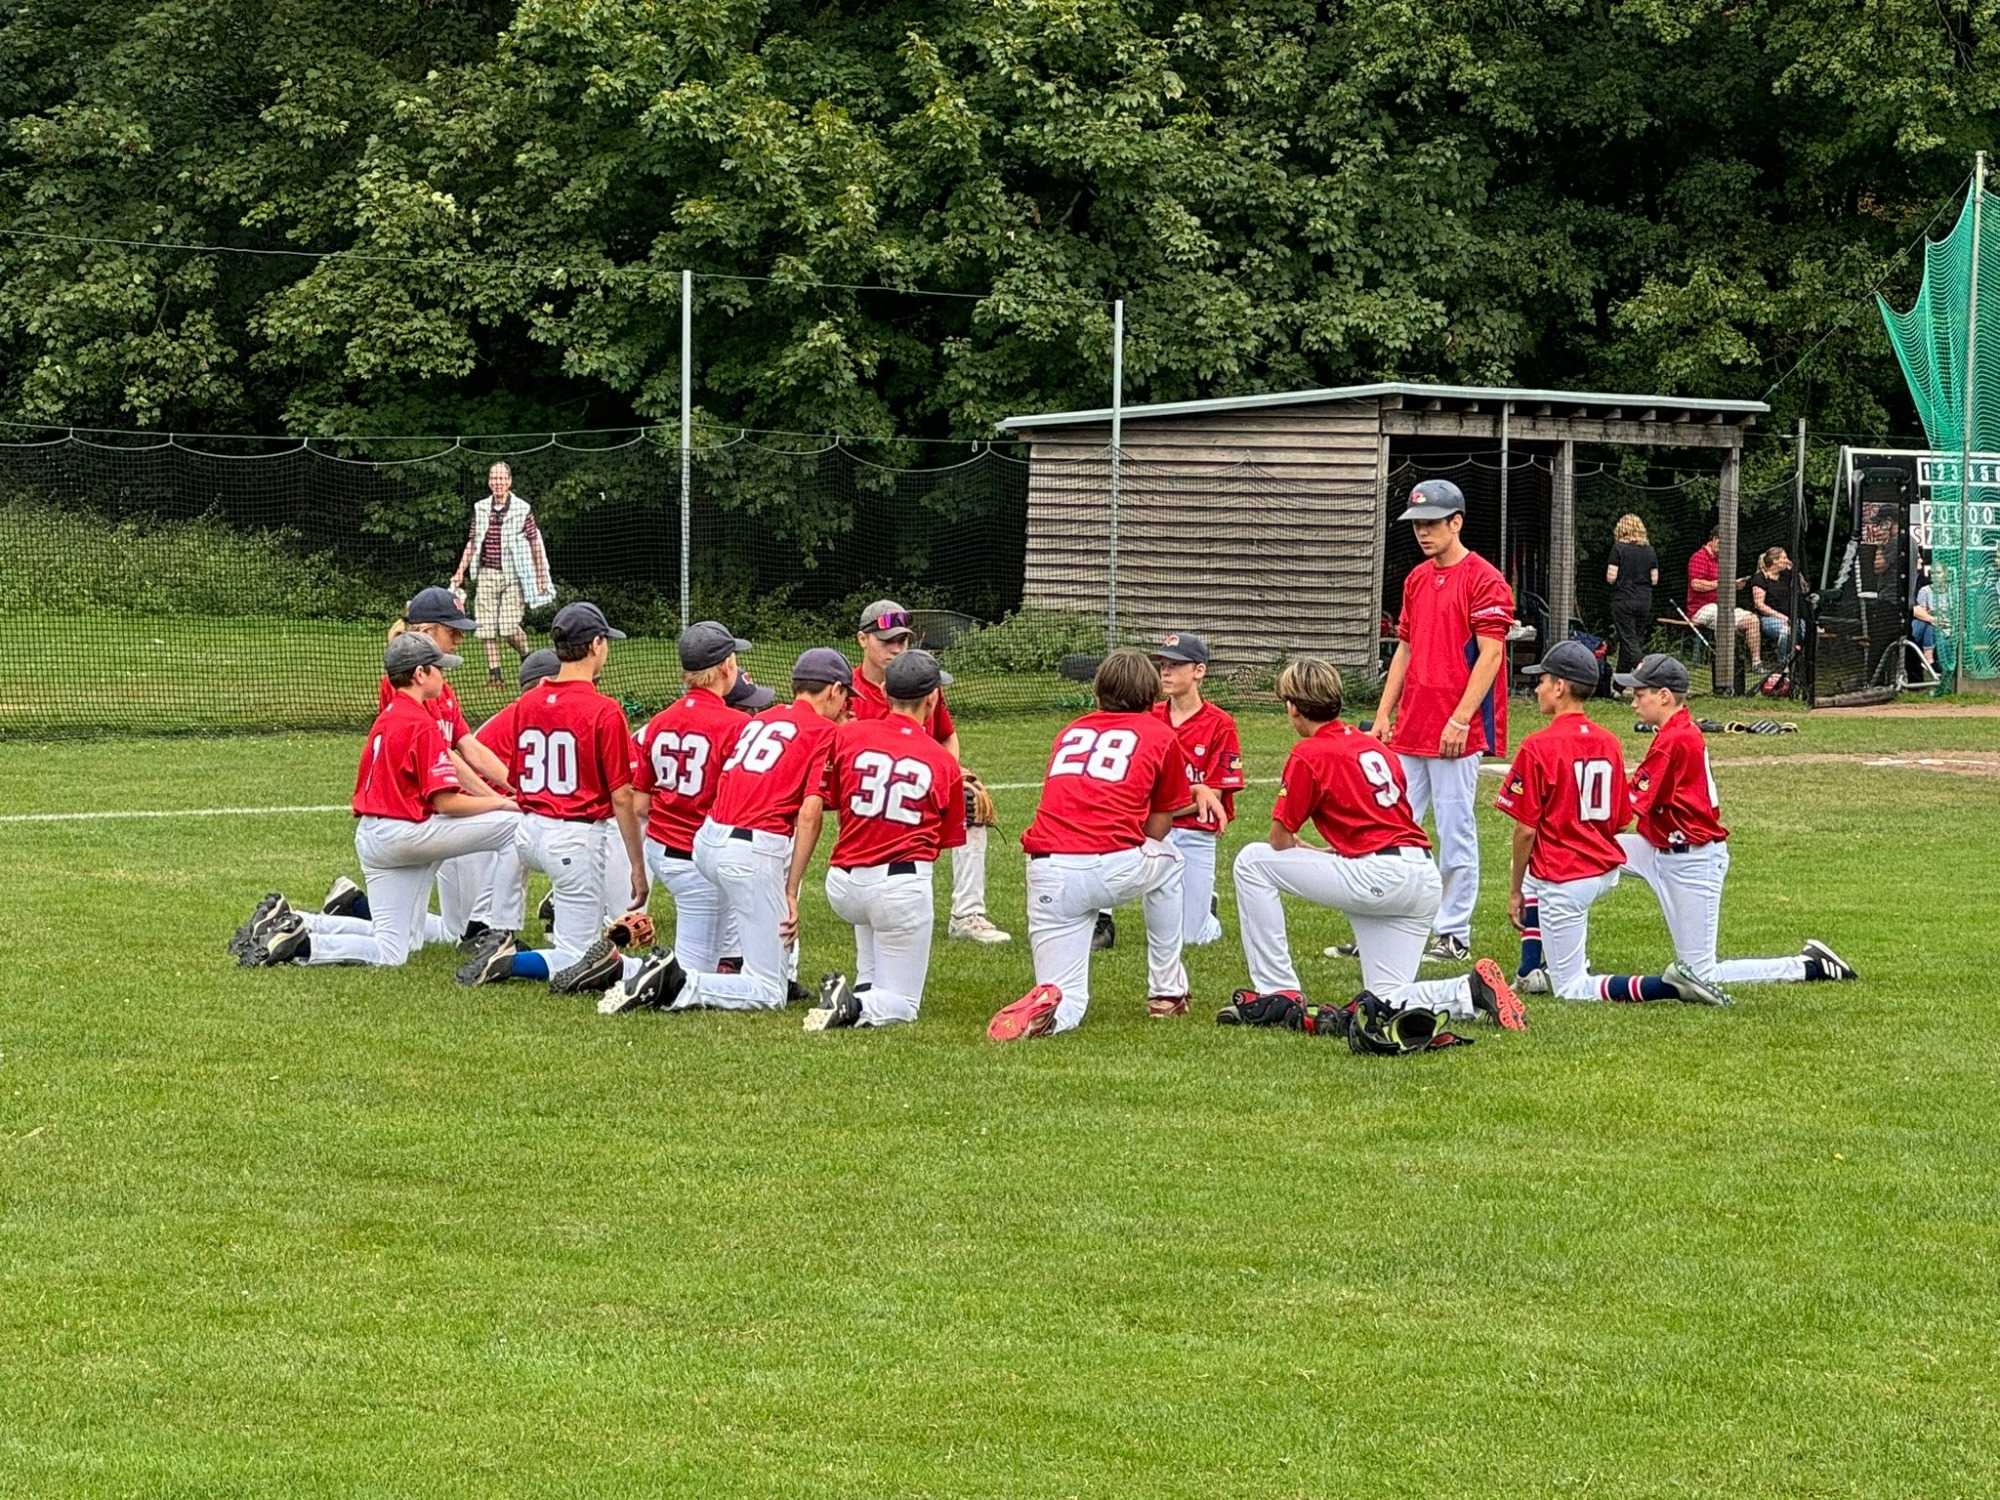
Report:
1222,657,1522,1031
230,634,519,967
1612,652,1857,998
807,650,966,1030
1499,642,1726,1006
986,649,1227,1041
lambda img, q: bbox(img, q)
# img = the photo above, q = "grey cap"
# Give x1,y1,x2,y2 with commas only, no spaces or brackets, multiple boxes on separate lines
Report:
679,620,752,671
792,647,854,688
857,600,915,640
1151,631,1210,665
1522,639,1603,690
725,672,777,712
884,649,952,699
1613,652,1691,694
550,601,626,647
1396,478,1468,522
518,648,560,688
407,585,477,632
385,632,461,676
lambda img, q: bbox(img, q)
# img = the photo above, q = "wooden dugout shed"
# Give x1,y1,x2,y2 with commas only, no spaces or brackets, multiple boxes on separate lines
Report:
996,382,1770,692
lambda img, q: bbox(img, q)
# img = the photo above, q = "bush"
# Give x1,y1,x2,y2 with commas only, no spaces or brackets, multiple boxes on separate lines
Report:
0,503,403,621
942,610,1104,675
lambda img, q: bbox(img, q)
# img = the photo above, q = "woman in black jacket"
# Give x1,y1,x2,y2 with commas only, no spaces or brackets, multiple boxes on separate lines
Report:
1604,513,1659,673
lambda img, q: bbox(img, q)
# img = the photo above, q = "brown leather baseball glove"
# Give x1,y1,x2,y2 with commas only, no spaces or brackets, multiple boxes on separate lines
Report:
606,910,656,949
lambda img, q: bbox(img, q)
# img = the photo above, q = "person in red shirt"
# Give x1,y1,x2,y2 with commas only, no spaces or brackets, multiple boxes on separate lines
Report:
602,647,852,1015
456,602,649,993
986,650,1228,1042
805,650,967,1031
1498,642,1722,1006
851,600,1011,946
1373,479,1514,963
1612,653,1857,997
1684,522,1761,671
229,633,519,967
1219,658,1522,1033
1150,630,1244,948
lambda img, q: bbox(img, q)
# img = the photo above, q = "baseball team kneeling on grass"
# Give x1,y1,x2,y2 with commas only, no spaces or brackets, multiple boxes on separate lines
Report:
228,480,1858,1049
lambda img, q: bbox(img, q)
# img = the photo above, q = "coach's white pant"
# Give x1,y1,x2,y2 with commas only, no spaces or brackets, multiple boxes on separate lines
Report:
949,825,991,922
1524,870,1625,1001
644,839,738,974
1614,834,1808,984
826,862,936,1026
1233,842,1477,1017
303,812,519,966
1399,752,1481,942
1169,826,1225,945
1027,842,1188,1033
675,822,793,1011
487,813,609,969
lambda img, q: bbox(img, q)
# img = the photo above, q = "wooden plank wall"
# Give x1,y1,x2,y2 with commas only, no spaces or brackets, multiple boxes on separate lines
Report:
1016,401,1385,670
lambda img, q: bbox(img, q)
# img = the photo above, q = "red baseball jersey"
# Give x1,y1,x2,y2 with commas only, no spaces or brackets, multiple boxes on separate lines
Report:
1272,719,1431,858
1628,705,1729,849
1494,711,1631,883
474,699,520,760
379,672,471,747
849,669,956,744
1021,710,1197,856
825,717,967,868
1153,699,1245,832
1391,551,1514,759
633,687,751,851
505,678,634,822
706,699,841,836
352,692,461,822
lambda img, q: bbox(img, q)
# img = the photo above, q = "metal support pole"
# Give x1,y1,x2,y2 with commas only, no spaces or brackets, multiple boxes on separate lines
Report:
1956,152,1984,692
680,269,693,629
1550,438,1576,642
1107,298,1123,654
1792,417,1808,676
1716,444,1742,695
1498,401,1511,589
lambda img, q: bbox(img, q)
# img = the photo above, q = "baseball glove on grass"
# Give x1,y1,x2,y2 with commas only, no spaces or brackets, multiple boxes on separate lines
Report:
606,911,656,949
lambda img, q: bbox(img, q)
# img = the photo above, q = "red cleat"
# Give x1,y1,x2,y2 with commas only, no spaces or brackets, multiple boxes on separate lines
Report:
987,983,1062,1042
1146,993,1190,1018
1472,958,1526,1032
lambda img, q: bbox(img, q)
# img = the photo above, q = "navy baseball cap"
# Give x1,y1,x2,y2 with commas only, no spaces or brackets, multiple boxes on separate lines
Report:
1614,652,1691,694
725,672,777,712
679,620,752,671
1523,640,1602,690
550,601,626,647
385,633,461,676
1396,478,1468,522
1151,632,1209,665
406,585,477,632
792,647,854,688
518,648,560,688
884,649,951,698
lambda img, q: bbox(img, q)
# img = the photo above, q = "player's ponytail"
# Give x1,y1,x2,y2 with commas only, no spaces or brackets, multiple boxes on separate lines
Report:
387,617,409,641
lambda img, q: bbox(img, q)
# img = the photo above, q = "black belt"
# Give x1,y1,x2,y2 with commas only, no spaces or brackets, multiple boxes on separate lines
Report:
661,844,692,861
834,860,923,875
1366,847,1424,859
728,826,754,842
1660,841,1715,856
1029,853,1048,861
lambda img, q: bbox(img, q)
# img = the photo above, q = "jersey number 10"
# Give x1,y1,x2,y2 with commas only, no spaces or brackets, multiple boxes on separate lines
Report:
1573,760,1615,822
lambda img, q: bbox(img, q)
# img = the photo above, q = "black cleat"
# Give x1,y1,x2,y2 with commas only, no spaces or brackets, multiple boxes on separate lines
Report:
803,972,863,1031
1091,911,1116,951
456,920,492,954
228,893,290,958
1803,939,1858,982
536,890,557,930
599,950,685,1014
321,875,363,918
551,936,624,994
455,928,518,986
244,913,310,967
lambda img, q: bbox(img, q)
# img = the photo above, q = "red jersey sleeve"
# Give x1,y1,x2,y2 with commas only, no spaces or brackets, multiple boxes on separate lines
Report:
1272,745,1317,834
1149,735,1197,817
1628,737,1672,818
932,693,957,744
598,703,634,792
475,702,518,760
1468,565,1515,641
1210,717,1246,791
417,735,463,802
1493,737,1549,826
630,721,658,795
445,697,472,746
939,760,968,850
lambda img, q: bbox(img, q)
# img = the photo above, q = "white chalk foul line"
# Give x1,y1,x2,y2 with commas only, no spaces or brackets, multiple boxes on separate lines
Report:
0,804,350,825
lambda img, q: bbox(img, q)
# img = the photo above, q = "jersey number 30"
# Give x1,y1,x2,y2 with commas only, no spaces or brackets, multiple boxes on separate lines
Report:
848,750,934,825
518,729,579,795
1049,727,1138,781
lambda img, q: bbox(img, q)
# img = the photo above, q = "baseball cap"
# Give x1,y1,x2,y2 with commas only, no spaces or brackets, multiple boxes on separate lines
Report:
406,585,477,632
679,620,752,671
792,647,854,689
884,649,951,699
550,601,626,648
385,632,461,676
518,648,560,688
725,672,777,712
858,600,916,641
1613,652,1691,694
1396,478,1468,523
1522,639,1603,690
1151,631,1210,665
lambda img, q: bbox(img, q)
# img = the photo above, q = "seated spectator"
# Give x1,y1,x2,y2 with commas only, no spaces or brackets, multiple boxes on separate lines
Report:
1685,522,1761,674
1911,572,1938,670
1749,547,1798,665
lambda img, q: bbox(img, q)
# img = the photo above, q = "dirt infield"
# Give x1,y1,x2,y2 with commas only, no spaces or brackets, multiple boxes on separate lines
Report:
1724,750,2000,779
1810,702,2000,718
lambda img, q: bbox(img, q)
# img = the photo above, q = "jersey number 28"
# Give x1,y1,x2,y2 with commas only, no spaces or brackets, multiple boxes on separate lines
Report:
1049,727,1138,781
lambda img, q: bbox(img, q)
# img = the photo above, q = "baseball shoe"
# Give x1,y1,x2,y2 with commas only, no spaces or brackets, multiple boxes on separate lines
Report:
1322,941,1360,959
1146,993,1190,1019
244,913,310,967
598,949,686,1015
1517,967,1551,995
455,928,517,986
536,890,556,930
987,983,1062,1042
488,667,504,687
1803,939,1858,981
321,875,364,918
456,921,493,953
1469,958,1526,1031
803,972,863,1032
227,893,291,958
1663,960,1732,1007
947,914,1012,945
551,936,624,994
1091,912,1116,951
1425,934,1471,963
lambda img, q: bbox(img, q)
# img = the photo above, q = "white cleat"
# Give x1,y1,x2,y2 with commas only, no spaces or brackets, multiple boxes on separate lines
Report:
948,914,1012,945
1322,942,1361,959
1518,968,1551,995
1664,960,1733,1007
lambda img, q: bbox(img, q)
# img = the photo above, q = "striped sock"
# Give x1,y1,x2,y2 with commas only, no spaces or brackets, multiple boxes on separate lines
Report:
1600,974,1673,1003
1517,904,1543,975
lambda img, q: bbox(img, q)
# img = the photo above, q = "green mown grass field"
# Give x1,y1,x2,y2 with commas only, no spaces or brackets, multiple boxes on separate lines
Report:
2,697,1995,1496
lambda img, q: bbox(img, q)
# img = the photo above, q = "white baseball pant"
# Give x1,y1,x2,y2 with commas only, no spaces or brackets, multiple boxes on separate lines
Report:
1169,826,1225,945
1614,834,1808,983
674,820,794,1011
1398,752,1482,942
301,812,520,966
434,851,496,941
644,839,740,974
487,812,610,970
949,825,991,922
1026,842,1188,1033
1232,842,1480,1016
600,825,636,923
1523,869,1626,1001
826,862,937,1026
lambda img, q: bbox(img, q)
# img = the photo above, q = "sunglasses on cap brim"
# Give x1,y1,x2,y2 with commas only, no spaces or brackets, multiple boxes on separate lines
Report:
867,611,912,632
